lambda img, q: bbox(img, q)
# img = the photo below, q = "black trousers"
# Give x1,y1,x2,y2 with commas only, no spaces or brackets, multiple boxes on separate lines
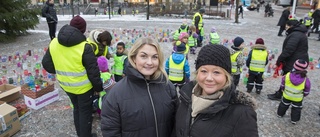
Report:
278,25,285,36
48,22,57,40
277,96,303,122
66,89,94,137
197,33,202,47
311,21,319,32
247,72,264,90
170,80,186,90
232,74,240,87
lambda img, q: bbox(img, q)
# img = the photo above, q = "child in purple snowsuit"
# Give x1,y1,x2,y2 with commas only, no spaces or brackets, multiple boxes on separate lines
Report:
277,59,311,124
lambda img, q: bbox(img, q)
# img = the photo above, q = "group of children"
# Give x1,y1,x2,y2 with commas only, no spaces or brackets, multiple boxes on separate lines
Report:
229,36,311,125
170,23,312,124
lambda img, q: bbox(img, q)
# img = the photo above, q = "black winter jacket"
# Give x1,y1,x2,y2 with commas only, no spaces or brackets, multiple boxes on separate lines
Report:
101,64,178,137
276,24,309,73
277,9,290,26
42,25,103,92
175,82,258,137
42,1,58,23
312,9,320,23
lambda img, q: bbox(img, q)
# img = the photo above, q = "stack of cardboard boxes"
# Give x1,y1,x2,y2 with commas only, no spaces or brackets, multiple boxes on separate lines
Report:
0,84,22,137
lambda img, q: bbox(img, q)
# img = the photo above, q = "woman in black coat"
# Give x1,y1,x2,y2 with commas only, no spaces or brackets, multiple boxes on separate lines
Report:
268,19,309,101
175,44,258,137
277,7,290,36
42,0,58,40
101,37,178,137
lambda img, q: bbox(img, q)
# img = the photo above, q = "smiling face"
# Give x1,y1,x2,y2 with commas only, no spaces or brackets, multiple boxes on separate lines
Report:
181,36,188,44
196,65,227,96
133,44,159,80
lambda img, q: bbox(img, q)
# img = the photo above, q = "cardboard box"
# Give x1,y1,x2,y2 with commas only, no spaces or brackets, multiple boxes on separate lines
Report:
0,101,21,137
24,88,59,110
0,84,21,103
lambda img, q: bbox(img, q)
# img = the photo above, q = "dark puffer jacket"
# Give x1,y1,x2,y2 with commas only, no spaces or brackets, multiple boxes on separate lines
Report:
277,9,290,27
42,1,58,23
276,24,309,73
42,25,102,92
175,81,258,137
101,64,178,137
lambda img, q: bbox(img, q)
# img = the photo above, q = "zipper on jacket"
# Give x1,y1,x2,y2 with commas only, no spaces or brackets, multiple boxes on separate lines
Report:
146,82,159,137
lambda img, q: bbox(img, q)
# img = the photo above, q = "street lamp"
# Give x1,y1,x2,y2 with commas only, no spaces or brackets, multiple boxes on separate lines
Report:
108,0,111,19
147,0,150,20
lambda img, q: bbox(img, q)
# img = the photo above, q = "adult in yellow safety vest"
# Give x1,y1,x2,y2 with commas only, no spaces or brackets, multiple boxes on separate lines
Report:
193,8,205,47
245,38,268,94
42,15,103,137
277,59,311,124
209,27,220,44
165,43,190,90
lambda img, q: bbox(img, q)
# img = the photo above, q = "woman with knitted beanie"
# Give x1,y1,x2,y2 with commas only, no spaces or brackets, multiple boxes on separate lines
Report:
175,44,258,137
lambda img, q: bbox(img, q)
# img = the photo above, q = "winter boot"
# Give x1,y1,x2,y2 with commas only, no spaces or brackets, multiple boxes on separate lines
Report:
247,89,252,93
267,90,281,101
256,89,261,94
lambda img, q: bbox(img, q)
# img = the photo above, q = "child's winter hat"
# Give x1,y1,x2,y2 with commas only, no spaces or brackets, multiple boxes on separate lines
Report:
199,8,205,14
211,27,217,33
255,38,264,45
97,56,109,72
233,37,244,47
196,44,231,73
293,59,308,71
89,30,102,43
70,15,86,33
176,41,186,52
179,32,189,41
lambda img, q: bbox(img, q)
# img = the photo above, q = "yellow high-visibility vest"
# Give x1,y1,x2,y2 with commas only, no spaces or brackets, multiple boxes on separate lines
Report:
168,55,185,81
184,43,190,55
49,38,93,94
173,30,180,41
113,55,127,75
87,38,108,57
230,51,242,73
210,32,220,44
188,35,197,47
98,72,111,109
249,49,268,72
283,72,306,102
192,12,203,30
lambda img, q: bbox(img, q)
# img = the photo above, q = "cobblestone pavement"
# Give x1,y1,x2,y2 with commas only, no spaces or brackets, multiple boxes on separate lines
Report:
1,4,320,137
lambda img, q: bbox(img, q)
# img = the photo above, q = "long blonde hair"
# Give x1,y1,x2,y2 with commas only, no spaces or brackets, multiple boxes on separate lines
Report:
128,37,168,81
